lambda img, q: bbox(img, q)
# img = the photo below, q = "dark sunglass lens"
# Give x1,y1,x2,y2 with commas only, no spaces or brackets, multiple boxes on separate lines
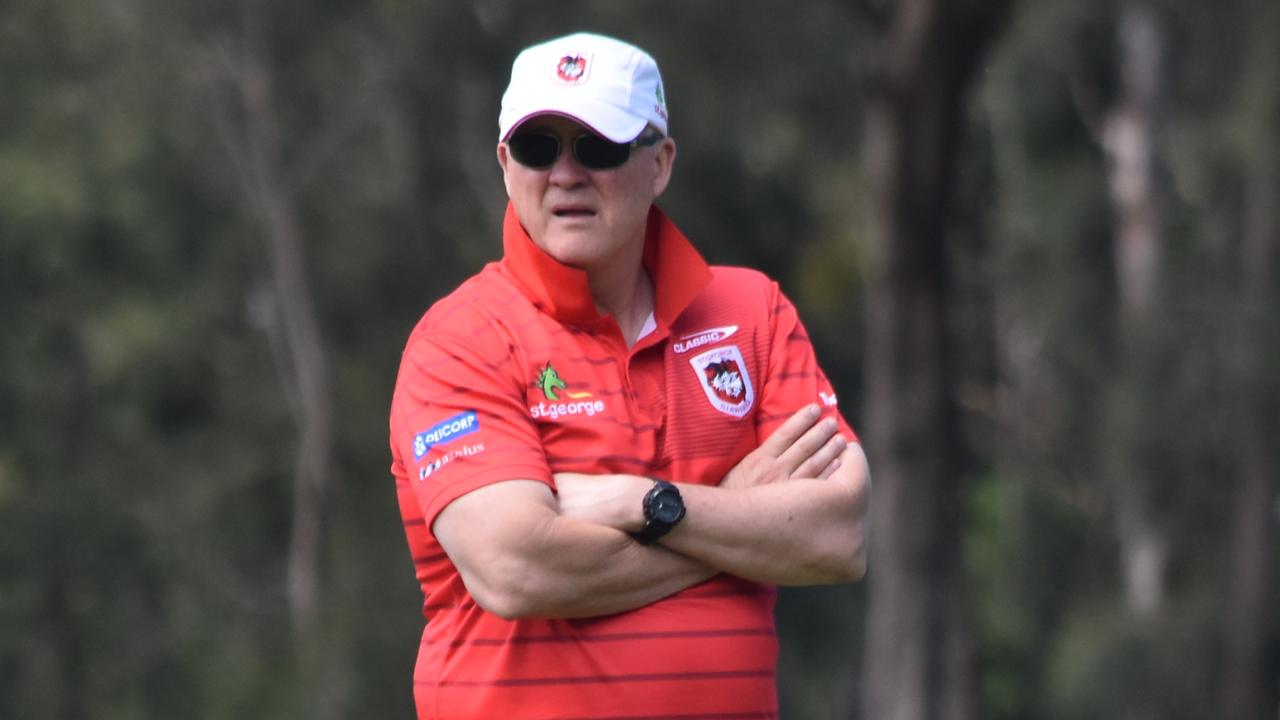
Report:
574,135,631,169
509,134,559,168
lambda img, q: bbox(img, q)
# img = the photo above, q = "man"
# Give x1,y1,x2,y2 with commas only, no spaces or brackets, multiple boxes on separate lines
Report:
389,32,869,719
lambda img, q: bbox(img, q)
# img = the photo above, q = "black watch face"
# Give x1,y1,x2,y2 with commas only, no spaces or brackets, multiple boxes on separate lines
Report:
651,492,683,523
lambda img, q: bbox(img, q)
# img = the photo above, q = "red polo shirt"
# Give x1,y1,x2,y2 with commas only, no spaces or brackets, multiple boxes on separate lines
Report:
389,203,856,719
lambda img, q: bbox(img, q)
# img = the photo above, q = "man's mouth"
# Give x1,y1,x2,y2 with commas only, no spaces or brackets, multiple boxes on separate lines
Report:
552,205,595,218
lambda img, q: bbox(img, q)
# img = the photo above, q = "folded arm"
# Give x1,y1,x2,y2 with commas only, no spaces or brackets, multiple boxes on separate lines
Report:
556,405,871,586
432,479,717,620
666,443,868,584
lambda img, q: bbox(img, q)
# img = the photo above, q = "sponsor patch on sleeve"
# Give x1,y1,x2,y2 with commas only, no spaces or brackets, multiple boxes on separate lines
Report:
412,411,479,461
419,443,486,482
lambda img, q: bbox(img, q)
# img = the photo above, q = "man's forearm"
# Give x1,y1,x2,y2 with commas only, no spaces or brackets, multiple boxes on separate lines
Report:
558,445,869,586
663,465,867,585
434,480,716,620
498,515,717,618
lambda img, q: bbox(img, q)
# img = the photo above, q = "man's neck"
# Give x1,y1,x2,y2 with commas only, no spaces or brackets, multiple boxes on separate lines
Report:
588,240,654,347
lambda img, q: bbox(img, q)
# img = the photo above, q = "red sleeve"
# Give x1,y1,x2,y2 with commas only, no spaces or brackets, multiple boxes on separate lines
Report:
389,326,552,531
755,284,859,445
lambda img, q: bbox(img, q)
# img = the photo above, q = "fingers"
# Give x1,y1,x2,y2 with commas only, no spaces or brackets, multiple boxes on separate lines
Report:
723,405,846,488
816,456,842,480
780,422,845,478
792,432,847,479
813,442,846,480
775,415,838,473
757,404,824,457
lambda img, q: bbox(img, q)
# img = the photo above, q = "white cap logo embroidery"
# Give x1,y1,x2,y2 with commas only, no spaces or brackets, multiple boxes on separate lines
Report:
556,54,590,84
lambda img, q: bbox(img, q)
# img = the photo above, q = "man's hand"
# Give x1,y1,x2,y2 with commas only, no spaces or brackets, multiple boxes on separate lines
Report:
721,404,847,489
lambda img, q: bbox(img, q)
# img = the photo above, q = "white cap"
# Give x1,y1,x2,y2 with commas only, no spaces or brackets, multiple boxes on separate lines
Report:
498,32,669,143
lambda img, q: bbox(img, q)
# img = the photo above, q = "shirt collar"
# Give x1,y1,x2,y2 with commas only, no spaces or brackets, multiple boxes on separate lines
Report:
499,202,712,329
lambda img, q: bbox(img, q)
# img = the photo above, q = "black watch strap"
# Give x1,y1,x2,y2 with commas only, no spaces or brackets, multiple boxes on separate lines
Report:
633,479,685,545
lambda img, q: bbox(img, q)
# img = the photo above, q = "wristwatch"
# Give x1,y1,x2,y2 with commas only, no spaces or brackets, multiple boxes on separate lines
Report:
633,479,685,545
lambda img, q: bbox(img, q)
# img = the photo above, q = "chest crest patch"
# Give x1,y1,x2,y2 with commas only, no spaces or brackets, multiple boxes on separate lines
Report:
689,345,755,418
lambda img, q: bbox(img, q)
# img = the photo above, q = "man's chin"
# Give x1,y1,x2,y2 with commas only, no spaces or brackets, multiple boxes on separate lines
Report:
539,235,608,269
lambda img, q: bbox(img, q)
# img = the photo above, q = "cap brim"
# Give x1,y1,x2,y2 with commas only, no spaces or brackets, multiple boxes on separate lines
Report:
500,96,649,143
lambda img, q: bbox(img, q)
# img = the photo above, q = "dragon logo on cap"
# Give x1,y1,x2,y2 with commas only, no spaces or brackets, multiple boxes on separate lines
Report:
556,54,588,83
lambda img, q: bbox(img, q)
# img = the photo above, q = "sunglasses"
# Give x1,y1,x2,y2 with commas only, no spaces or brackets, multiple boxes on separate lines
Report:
507,131,663,170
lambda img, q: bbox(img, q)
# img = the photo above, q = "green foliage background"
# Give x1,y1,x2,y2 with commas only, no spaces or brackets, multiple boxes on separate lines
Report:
1,0,1275,718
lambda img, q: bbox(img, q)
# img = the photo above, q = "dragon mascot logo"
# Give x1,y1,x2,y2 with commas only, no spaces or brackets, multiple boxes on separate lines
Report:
689,345,755,418
536,362,593,401
556,54,589,84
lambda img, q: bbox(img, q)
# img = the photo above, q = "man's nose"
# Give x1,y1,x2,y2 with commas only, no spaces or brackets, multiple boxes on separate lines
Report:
548,138,590,184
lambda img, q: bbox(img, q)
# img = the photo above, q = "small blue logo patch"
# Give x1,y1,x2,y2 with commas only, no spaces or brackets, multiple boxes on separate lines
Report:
412,411,479,461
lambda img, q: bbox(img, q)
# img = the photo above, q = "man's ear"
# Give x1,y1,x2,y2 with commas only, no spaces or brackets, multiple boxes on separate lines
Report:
652,137,677,198
496,142,513,196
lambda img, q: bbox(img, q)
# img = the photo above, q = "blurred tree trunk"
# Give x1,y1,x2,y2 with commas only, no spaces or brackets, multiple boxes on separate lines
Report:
1101,1,1169,630
1223,70,1278,720
858,1,1011,719
198,13,333,636
244,59,334,639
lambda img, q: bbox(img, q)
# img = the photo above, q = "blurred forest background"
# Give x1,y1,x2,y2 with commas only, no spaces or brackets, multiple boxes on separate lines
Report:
2,0,1277,718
